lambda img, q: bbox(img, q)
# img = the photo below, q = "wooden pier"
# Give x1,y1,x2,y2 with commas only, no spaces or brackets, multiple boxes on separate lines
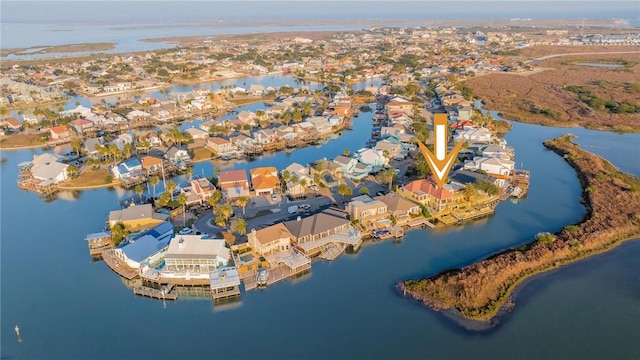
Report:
102,249,139,280
242,263,311,292
133,283,178,300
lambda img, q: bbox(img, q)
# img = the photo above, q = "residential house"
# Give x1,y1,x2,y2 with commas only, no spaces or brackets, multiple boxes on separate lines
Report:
450,170,503,188
140,155,163,175
309,158,343,187
283,208,359,255
164,145,191,164
190,176,216,204
464,156,515,179
114,232,171,270
333,155,370,180
112,133,134,151
0,117,22,131
305,117,332,134
453,127,493,143
206,136,236,156
164,235,230,274
30,153,69,183
218,169,250,198
49,125,71,140
398,179,464,214
184,127,209,141
111,158,143,180
374,192,421,226
252,128,277,145
375,139,404,160
250,167,280,196
356,148,388,168
248,223,292,256
108,203,168,230
84,137,104,158
248,84,265,96
237,111,257,126
69,118,95,135
346,195,388,228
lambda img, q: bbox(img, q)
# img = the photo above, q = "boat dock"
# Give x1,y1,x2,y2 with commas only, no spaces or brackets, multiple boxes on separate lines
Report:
133,283,178,300
242,263,311,291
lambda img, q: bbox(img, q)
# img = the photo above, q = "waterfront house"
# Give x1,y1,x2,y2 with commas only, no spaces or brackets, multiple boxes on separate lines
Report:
164,235,230,275
346,195,388,228
333,155,371,180
450,169,503,188
374,140,403,160
108,203,168,231
69,118,95,136
49,125,71,140
464,156,514,179
206,136,235,155
184,127,209,141
398,179,464,214
132,221,174,242
111,158,143,180
114,233,171,270
0,117,22,131
250,167,280,196
252,128,277,145
309,158,343,187
248,84,265,96
453,127,493,143
164,145,191,165
283,208,361,256
305,116,332,134
84,137,104,158
140,155,163,175
374,192,422,226
356,148,388,168
190,176,216,204
30,153,69,183
219,169,250,199
248,223,292,256
112,133,134,151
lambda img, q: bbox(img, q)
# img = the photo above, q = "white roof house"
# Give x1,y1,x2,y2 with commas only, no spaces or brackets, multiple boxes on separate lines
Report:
164,236,230,275
30,153,68,183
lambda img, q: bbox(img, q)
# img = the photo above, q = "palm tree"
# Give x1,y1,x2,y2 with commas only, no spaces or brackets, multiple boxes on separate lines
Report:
186,166,194,180
134,184,144,202
166,179,177,201
337,184,353,199
213,203,233,226
384,168,396,191
343,148,350,156
149,175,159,197
208,190,222,207
70,137,83,157
231,218,247,236
177,192,188,225
236,196,248,216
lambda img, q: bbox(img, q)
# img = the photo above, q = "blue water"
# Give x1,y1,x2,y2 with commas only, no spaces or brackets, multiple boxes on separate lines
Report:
2,89,640,358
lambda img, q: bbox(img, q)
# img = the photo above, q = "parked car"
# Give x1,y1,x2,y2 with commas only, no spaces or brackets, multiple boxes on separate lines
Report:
310,185,319,191
178,227,193,235
271,194,278,201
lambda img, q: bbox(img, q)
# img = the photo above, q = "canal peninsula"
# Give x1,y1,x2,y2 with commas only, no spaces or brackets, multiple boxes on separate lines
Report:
399,134,640,325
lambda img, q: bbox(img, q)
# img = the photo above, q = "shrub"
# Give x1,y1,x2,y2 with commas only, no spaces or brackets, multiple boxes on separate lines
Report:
536,232,556,245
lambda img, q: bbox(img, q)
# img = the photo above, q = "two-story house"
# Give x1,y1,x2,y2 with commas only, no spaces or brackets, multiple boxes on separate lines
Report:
219,169,250,199
346,195,388,228
398,179,464,214
247,223,292,256
249,167,280,196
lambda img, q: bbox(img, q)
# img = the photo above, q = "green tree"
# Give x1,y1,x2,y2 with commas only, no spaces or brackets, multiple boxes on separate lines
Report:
149,175,159,196
208,190,222,207
213,203,233,225
343,148,350,156
231,218,247,236
359,186,369,195
337,184,353,197
134,184,144,201
110,222,129,246
156,192,171,207
236,196,248,216
177,192,188,225
166,179,176,201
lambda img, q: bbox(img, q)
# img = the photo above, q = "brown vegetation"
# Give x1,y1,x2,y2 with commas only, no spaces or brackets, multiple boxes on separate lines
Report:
1,43,115,57
466,51,640,132
400,135,640,322
61,168,112,188
0,134,43,148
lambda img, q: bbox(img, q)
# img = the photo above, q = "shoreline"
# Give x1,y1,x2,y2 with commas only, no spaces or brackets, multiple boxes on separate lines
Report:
398,134,640,328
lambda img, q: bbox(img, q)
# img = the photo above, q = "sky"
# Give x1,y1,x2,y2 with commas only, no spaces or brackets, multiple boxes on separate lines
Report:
2,1,639,23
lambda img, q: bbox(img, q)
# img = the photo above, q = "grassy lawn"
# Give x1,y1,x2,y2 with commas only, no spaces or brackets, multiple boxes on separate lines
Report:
229,96,276,106
63,168,112,187
192,147,214,162
0,134,43,148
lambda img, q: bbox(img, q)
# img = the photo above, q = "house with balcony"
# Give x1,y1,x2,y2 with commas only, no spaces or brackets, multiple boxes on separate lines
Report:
190,177,216,204
206,136,236,156
247,223,292,256
346,195,388,228
219,169,250,199
283,208,361,256
398,179,464,214
140,155,163,175
374,192,422,226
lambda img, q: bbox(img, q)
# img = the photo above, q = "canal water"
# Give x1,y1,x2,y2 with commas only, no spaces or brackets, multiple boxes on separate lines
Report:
2,93,639,358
